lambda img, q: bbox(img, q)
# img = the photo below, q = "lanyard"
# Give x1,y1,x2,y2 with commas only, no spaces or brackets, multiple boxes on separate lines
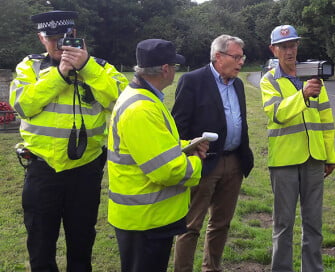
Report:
67,72,87,160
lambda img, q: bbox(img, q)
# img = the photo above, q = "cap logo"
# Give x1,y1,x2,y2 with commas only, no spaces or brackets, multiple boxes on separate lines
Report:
280,28,290,37
49,20,57,29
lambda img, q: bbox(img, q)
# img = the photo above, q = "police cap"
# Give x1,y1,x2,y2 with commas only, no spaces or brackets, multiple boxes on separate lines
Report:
31,10,77,36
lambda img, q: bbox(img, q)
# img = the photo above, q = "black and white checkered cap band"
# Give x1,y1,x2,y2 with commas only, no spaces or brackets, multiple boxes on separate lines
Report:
37,19,75,30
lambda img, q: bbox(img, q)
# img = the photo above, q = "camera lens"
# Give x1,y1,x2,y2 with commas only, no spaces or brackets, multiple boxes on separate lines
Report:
73,39,82,48
64,39,72,46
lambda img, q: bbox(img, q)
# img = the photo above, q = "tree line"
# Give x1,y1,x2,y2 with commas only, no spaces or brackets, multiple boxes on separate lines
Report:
0,0,334,70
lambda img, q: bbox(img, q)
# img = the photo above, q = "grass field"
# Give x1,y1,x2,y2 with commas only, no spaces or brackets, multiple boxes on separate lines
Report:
1,71,335,271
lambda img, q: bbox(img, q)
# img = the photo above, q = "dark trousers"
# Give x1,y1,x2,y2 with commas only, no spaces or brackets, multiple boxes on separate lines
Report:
22,154,105,272
114,227,174,272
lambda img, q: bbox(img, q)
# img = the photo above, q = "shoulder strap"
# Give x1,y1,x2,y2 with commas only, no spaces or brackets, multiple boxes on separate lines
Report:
28,54,46,60
93,57,107,67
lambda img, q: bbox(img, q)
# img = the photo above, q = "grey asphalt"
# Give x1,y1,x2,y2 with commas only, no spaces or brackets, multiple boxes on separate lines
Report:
247,72,335,117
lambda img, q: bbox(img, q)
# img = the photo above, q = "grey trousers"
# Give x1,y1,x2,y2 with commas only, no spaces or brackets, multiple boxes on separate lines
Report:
174,153,243,272
270,157,324,272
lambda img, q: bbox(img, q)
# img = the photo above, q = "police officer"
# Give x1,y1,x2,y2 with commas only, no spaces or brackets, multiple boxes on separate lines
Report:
107,39,209,272
10,10,128,272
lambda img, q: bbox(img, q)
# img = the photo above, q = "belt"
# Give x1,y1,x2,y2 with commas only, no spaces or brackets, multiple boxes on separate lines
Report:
222,150,236,156
29,152,45,162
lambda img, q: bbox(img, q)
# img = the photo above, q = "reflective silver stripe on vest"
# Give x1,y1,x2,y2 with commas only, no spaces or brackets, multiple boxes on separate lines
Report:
263,96,282,108
108,149,135,165
21,119,105,138
162,112,172,133
109,94,154,165
44,102,103,115
12,86,26,118
109,185,187,206
315,101,331,111
263,73,285,124
140,145,182,174
265,72,282,95
268,122,335,137
106,79,122,111
32,60,42,76
108,92,193,205
179,158,194,186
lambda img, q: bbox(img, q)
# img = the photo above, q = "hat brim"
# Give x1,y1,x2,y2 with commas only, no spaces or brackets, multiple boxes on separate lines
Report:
175,54,185,65
272,37,301,45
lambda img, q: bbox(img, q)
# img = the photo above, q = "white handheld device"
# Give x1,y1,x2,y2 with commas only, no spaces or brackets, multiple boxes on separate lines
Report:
182,132,218,153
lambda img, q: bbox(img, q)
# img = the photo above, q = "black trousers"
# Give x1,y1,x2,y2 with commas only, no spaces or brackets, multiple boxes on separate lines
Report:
114,227,174,272
22,153,105,272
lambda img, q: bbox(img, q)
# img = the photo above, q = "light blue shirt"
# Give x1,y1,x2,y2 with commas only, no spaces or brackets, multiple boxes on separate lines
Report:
210,62,242,151
144,79,165,101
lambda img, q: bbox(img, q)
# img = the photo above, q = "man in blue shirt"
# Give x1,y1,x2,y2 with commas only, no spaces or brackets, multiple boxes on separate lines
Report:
172,34,254,272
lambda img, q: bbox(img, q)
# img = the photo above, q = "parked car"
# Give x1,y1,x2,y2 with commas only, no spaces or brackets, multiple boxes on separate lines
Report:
261,58,279,76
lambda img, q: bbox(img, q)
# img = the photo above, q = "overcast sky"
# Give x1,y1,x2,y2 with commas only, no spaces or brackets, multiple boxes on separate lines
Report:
192,0,211,3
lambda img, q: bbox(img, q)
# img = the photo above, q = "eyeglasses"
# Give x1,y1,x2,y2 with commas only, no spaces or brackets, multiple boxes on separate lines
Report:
169,64,180,71
275,43,298,51
219,51,246,62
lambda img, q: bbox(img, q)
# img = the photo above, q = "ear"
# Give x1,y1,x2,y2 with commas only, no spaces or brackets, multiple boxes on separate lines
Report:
215,51,221,61
161,64,170,74
269,45,275,56
38,33,45,45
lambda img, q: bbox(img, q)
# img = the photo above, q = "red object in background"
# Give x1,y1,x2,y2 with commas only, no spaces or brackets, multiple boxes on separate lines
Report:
0,102,15,124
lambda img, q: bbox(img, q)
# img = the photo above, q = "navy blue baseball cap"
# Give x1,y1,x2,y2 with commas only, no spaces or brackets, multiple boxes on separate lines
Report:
31,10,77,36
270,25,301,45
136,39,185,68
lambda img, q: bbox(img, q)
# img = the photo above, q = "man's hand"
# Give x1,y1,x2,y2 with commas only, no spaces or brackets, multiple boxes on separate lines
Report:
59,44,89,77
190,140,209,160
302,78,323,99
324,164,335,178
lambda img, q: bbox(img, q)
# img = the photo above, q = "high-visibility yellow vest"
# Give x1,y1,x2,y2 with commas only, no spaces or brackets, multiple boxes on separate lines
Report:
10,53,128,172
260,69,335,167
107,85,202,231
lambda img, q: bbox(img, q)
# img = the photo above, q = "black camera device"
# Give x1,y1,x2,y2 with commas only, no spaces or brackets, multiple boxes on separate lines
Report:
57,36,84,49
296,60,334,81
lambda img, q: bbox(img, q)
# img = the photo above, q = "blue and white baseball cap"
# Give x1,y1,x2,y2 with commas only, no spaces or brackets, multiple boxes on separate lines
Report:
270,25,301,45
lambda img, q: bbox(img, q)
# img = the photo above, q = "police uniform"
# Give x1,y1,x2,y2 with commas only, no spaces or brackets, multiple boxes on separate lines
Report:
10,10,128,271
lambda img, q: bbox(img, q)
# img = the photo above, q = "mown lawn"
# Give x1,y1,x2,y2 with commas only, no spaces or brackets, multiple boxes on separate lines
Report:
1,71,335,271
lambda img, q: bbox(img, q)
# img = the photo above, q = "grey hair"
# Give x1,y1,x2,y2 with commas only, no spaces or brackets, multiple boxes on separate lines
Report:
210,35,244,62
134,65,162,76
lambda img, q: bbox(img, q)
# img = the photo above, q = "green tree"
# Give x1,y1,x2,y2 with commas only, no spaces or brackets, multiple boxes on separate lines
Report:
302,0,335,61
0,0,47,69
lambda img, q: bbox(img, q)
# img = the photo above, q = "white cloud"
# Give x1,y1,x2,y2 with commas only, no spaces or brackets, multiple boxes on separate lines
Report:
192,0,211,4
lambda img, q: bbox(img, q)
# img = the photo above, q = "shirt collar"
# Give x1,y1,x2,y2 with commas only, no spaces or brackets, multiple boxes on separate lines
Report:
145,79,164,101
210,62,235,85
273,63,298,80
274,63,303,90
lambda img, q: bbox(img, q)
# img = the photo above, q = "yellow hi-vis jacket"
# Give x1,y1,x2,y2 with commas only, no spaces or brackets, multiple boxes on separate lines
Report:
10,53,128,172
260,69,335,167
107,85,202,231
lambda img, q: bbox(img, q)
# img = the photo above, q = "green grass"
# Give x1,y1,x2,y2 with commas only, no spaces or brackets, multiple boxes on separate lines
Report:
1,71,335,271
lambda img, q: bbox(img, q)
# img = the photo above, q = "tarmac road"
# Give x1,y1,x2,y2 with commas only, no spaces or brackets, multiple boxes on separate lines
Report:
247,72,335,117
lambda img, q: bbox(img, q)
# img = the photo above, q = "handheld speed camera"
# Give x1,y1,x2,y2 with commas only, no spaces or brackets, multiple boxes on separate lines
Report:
57,33,84,49
296,60,334,81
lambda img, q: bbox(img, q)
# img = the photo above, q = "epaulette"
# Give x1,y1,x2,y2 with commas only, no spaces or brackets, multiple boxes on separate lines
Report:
28,54,46,60
94,57,107,67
